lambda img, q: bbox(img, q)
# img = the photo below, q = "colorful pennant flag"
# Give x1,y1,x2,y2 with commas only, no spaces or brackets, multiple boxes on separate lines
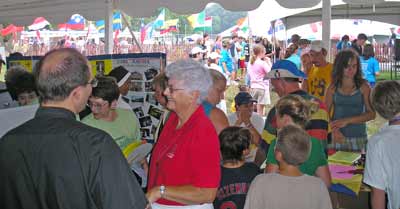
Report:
160,19,179,34
28,17,50,31
141,19,154,43
58,14,85,30
268,19,285,35
152,9,165,29
96,12,123,33
187,11,212,32
1,24,24,36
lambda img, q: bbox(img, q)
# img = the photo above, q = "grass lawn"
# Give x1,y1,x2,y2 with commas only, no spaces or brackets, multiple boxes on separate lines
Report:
225,71,398,137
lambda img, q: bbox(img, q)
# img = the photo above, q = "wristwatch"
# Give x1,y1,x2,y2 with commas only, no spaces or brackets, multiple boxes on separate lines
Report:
160,185,166,198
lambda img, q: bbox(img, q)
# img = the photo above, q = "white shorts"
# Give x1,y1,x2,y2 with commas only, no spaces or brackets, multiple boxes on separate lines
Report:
250,88,271,105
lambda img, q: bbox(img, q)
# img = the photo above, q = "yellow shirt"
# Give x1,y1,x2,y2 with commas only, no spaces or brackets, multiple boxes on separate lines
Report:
307,63,333,101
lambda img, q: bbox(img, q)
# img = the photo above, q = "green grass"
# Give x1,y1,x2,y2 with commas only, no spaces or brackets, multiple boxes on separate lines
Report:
377,71,400,81
225,71,398,137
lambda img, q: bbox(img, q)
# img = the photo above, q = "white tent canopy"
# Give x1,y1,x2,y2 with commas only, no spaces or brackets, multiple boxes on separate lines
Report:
248,0,400,36
0,0,265,25
1,0,399,53
283,0,400,29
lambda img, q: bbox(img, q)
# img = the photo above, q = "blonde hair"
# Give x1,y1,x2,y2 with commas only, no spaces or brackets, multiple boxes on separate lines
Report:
250,44,265,65
276,94,319,128
209,69,227,85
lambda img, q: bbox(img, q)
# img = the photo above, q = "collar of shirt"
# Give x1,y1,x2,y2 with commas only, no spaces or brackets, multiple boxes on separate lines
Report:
35,107,76,120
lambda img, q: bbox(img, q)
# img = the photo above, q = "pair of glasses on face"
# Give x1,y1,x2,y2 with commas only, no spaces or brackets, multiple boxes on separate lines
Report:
87,78,98,88
87,101,108,109
166,85,185,94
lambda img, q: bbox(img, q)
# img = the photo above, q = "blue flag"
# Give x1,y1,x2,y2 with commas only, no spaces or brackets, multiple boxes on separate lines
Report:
96,12,122,33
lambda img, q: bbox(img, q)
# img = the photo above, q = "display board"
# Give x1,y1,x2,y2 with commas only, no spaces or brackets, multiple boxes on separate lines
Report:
4,53,166,142
87,53,166,143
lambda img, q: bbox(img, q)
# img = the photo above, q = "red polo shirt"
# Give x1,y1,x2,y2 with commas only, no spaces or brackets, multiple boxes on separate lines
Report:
148,106,221,206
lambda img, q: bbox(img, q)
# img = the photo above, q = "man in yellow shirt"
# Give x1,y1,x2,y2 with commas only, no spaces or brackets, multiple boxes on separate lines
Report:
304,41,333,102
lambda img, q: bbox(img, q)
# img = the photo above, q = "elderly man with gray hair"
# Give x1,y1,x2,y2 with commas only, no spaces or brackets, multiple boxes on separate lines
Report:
147,59,221,209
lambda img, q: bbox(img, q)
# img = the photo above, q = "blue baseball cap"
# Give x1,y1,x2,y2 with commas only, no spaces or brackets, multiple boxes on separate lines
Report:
265,60,307,79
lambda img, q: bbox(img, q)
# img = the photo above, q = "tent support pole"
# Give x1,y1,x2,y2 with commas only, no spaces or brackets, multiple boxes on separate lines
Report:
105,0,113,54
322,0,331,61
0,24,4,52
121,12,142,53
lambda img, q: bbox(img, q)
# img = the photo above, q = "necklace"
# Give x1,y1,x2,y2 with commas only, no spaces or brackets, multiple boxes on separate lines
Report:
389,115,400,126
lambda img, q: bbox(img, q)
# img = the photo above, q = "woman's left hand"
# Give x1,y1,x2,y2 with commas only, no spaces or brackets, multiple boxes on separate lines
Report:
331,119,349,130
146,186,161,204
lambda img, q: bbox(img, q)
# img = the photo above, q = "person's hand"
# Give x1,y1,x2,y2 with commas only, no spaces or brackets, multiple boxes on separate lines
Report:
332,129,345,144
331,119,349,130
239,110,252,125
146,186,161,204
234,112,243,126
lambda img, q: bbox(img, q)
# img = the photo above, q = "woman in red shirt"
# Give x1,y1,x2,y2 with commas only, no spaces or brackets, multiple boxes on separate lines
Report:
146,59,221,209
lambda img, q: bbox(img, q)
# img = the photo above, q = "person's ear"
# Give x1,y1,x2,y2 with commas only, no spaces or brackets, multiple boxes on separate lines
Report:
110,100,118,109
70,86,82,101
190,90,200,103
275,149,283,163
70,86,85,111
282,114,292,126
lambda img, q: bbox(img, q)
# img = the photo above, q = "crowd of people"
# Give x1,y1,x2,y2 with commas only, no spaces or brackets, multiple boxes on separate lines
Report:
0,30,399,209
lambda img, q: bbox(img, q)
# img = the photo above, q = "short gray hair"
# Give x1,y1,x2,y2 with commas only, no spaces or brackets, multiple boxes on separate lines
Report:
165,59,212,104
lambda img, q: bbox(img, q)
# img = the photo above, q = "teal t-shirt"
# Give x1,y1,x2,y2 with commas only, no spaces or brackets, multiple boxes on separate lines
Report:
82,108,141,151
266,136,327,175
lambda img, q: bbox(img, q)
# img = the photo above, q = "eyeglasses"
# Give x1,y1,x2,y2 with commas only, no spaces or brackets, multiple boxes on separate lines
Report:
87,101,108,109
87,78,98,88
166,85,185,94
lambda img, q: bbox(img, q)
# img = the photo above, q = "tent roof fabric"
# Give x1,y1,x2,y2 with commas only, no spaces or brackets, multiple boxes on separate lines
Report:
0,0,265,25
1,0,399,36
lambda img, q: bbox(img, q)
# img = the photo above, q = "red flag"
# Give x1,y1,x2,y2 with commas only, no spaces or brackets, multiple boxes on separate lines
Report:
114,30,120,42
1,24,24,36
141,22,152,44
36,30,41,40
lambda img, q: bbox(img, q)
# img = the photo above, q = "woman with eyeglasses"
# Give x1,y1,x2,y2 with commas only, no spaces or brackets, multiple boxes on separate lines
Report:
146,59,221,209
82,76,141,153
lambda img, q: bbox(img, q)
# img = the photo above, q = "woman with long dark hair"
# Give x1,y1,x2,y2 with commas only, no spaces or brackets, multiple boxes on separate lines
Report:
325,50,375,151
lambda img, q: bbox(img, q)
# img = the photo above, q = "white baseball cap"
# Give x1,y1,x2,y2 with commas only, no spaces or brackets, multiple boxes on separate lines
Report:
190,46,206,55
208,52,221,59
310,40,324,52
